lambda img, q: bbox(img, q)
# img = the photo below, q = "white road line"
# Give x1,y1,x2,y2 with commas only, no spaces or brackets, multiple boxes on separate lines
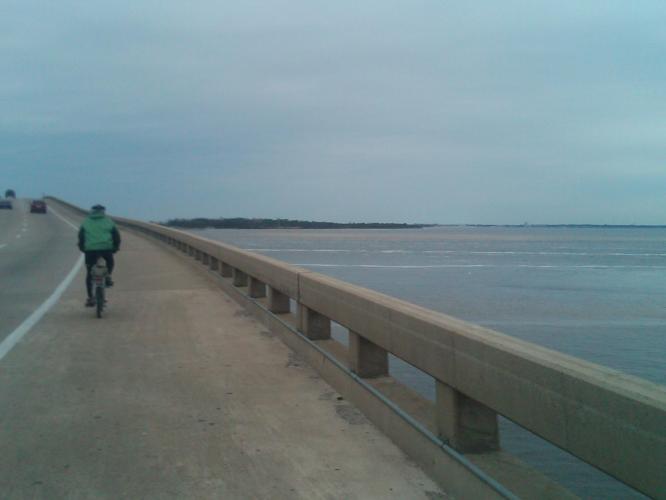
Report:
49,205,79,230
0,256,83,361
0,210,83,362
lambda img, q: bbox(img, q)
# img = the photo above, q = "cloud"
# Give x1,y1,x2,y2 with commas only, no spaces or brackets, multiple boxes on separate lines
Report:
1,0,665,223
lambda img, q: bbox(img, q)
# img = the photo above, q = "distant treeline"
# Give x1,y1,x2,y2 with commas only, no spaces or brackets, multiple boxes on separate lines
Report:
163,217,435,230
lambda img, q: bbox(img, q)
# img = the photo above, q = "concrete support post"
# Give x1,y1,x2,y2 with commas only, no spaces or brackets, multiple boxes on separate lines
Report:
210,257,219,271
202,253,210,265
220,262,233,278
232,268,248,287
248,277,266,298
267,287,290,314
436,381,499,453
349,331,388,378
195,249,202,261
298,305,331,340
188,246,194,256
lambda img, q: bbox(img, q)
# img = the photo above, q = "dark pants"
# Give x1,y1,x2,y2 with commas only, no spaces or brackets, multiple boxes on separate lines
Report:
85,251,115,298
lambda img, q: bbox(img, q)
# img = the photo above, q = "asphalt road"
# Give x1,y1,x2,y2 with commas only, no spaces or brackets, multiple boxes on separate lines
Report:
0,199,81,344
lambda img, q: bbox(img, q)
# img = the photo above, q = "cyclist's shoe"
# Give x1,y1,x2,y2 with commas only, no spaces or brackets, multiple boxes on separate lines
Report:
105,277,114,287
85,298,96,307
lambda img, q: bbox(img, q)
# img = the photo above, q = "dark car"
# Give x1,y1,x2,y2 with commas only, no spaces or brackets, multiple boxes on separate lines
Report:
0,199,12,209
30,200,47,213
5,189,16,198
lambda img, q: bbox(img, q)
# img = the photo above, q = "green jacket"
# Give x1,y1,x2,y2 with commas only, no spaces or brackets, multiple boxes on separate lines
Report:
78,211,121,252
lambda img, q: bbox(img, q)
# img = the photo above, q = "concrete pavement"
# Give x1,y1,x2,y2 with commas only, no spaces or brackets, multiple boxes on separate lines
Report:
0,206,445,499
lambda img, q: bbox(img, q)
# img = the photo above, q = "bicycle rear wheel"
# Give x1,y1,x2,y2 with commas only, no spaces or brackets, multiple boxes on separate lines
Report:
95,286,104,318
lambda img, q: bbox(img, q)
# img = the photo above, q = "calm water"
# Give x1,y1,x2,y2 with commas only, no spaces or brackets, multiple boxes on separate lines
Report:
192,226,666,498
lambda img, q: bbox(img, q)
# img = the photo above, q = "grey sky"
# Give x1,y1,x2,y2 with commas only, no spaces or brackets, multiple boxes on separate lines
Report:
1,1,665,223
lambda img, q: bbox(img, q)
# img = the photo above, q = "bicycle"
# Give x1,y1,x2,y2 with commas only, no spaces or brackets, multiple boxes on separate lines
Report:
90,257,109,318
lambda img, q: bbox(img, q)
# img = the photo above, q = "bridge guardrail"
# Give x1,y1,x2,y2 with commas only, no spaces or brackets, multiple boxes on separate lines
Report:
48,197,666,499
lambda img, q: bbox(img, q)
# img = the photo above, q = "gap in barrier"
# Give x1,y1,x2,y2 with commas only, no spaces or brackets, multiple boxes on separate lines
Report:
389,354,435,400
331,321,349,347
498,418,645,499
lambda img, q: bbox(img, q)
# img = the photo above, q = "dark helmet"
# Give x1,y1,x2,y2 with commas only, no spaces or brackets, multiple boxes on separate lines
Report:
91,204,106,212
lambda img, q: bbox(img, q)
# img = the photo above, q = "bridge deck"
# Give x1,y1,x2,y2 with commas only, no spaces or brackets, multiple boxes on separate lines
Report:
0,206,444,499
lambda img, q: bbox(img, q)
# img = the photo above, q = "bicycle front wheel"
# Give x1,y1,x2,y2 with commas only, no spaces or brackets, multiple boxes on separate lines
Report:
95,286,104,318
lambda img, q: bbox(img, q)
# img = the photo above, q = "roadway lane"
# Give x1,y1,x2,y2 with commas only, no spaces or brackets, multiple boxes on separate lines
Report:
0,199,81,343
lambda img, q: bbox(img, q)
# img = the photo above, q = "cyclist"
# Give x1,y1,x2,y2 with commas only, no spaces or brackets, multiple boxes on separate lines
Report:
78,204,121,307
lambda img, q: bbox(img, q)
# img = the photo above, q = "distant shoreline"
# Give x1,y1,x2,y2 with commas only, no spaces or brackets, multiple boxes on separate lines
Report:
162,218,436,229
161,218,665,230
456,224,666,229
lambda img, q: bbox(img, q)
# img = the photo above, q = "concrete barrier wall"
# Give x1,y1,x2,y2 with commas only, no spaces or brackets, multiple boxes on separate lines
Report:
48,197,666,499
299,272,666,496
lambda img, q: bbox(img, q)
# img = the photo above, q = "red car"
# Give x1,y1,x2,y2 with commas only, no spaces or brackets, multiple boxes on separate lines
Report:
30,200,47,213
